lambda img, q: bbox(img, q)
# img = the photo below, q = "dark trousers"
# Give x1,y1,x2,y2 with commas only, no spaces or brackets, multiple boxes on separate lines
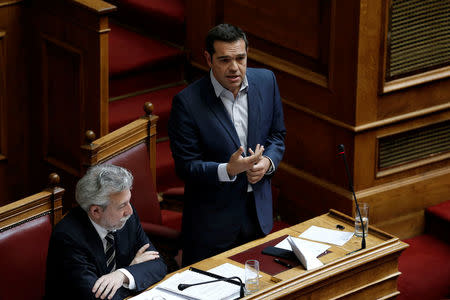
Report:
182,192,264,266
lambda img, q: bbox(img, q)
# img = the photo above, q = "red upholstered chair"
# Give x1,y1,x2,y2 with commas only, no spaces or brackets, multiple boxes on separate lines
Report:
81,103,182,269
0,174,64,300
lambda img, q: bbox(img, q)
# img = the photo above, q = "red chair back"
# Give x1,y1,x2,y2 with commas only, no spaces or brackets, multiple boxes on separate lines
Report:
0,178,63,300
0,216,52,300
103,141,162,225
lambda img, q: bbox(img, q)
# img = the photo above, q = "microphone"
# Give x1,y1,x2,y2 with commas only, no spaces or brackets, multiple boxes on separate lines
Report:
178,276,245,298
337,144,366,252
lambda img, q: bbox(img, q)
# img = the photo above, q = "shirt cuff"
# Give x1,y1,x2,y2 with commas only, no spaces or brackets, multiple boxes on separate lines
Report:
118,268,136,290
264,156,275,175
218,163,236,182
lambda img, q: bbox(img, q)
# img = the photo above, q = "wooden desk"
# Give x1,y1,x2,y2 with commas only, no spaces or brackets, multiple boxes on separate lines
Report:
136,210,408,299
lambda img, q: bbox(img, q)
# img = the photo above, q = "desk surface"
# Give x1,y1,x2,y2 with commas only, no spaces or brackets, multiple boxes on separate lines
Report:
135,209,408,299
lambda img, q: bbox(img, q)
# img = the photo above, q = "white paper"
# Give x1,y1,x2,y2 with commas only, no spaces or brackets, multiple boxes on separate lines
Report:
286,236,324,270
275,237,330,257
155,268,241,300
299,225,354,246
129,286,185,300
208,263,246,282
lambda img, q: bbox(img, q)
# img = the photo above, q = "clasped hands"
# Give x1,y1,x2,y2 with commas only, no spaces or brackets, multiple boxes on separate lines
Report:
92,244,159,299
226,144,271,184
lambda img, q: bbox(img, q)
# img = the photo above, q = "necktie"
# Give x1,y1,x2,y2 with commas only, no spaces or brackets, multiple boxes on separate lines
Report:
105,232,116,273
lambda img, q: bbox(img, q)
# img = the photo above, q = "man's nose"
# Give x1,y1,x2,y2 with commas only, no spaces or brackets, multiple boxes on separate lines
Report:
125,203,133,216
229,59,238,71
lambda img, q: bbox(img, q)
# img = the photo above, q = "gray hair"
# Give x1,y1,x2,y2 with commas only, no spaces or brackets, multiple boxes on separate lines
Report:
76,164,133,212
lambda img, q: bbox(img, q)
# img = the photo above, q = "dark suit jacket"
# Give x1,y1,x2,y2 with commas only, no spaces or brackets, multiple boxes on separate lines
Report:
44,206,167,300
168,68,286,262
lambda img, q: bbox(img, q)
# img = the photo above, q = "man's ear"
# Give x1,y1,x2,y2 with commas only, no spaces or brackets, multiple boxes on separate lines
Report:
204,50,212,68
89,205,103,221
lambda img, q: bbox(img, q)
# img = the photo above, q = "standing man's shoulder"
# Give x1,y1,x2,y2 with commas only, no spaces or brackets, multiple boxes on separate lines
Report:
246,67,276,82
176,75,211,101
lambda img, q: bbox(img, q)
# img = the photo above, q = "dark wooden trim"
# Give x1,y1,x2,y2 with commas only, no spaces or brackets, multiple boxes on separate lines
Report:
0,0,23,8
283,98,450,133
0,31,6,159
40,34,85,174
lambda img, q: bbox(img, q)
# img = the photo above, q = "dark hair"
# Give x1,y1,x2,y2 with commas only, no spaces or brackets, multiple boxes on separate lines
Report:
205,24,248,57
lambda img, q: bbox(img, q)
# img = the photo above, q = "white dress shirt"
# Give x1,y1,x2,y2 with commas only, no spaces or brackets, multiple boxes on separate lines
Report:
89,218,136,290
210,71,274,191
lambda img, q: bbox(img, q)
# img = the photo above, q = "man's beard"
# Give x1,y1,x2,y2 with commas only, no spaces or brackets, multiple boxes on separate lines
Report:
104,215,131,231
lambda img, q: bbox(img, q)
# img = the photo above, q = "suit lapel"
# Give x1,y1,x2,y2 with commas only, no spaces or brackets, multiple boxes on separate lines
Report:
205,80,241,149
247,78,261,151
79,209,109,273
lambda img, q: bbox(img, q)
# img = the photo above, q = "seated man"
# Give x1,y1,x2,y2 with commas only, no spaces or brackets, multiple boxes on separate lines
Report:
45,165,167,300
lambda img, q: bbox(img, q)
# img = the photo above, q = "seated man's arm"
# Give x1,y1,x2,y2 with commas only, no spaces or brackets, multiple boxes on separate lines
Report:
49,233,130,300
121,211,167,292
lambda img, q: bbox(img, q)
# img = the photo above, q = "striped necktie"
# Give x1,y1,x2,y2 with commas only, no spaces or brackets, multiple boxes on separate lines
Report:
105,232,116,273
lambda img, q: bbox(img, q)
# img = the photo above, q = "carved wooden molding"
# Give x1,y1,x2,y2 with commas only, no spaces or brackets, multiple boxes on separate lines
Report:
37,0,116,34
81,114,158,185
379,0,450,94
254,210,406,299
382,66,450,94
359,166,450,199
279,160,450,202
283,97,450,133
0,0,23,8
376,152,450,178
249,48,328,88
40,34,84,176
278,162,351,199
0,187,64,229
71,0,116,14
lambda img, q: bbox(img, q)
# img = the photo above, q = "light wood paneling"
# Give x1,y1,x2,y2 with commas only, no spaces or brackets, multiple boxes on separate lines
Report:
185,0,450,238
224,0,322,59
0,175,64,229
41,36,83,176
29,0,115,208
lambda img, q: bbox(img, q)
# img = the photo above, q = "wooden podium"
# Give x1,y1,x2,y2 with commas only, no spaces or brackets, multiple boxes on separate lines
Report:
135,210,409,299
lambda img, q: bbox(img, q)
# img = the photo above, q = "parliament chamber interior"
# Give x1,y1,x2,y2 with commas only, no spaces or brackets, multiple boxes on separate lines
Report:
0,0,448,299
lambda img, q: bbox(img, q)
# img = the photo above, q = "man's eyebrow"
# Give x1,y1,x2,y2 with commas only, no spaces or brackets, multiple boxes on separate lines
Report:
216,53,247,60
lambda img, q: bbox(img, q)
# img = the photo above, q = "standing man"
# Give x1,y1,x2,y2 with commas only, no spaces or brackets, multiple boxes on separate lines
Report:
45,165,167,300
168,24,286,266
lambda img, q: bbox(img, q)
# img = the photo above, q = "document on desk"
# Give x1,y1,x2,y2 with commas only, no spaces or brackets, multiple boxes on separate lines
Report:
275,236,331,258
299,225,354,246
154,264,243,300
207,263,247,281
285,236,326,270
129,286,183,300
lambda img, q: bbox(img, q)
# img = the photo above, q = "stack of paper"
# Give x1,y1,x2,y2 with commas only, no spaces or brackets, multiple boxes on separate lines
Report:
152,263,245,300
285,236,326,270
299,225,354,246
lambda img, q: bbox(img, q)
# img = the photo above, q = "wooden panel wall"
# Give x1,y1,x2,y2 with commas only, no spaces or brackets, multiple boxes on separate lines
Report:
29,0,115,209
185,0,450,239
0,0,31,205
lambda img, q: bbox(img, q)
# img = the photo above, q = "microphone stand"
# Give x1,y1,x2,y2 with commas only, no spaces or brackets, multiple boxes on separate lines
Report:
178,276,245,298
338,144,366,254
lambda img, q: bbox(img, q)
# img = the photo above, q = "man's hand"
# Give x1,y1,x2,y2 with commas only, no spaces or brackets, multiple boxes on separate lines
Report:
92,270,126,300
246,156,271,184
226,145,264,177
130,243,159,266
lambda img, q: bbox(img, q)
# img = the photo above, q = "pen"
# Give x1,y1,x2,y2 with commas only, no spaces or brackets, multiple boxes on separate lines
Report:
273,258,292,268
